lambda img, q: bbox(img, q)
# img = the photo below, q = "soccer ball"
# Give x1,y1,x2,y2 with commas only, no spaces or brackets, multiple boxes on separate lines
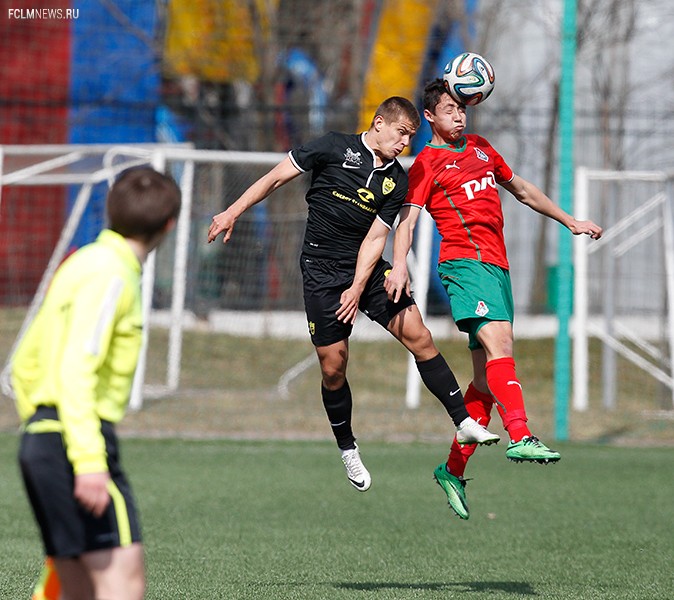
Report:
442,52,495,106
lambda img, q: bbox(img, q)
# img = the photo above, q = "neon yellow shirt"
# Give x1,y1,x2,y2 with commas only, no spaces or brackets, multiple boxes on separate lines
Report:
12,229,143,475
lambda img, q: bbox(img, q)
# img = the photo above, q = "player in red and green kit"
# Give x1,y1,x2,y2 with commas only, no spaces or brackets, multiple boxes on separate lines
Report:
385,79,603,519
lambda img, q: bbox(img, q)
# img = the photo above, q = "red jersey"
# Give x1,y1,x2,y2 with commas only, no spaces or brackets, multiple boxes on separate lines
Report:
405,134,514,269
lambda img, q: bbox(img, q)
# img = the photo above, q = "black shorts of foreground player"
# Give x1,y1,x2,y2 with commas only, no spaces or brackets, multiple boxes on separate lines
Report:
208,97,499,492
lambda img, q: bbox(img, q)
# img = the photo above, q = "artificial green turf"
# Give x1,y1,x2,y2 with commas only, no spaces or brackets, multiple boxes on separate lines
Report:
1,433,672,599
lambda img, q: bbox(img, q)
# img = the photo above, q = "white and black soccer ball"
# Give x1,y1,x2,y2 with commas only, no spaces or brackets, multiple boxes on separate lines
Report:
442,52,495,106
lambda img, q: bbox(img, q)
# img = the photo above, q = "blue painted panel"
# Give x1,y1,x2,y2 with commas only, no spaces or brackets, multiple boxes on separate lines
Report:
413,0,477,310
68,0,159,247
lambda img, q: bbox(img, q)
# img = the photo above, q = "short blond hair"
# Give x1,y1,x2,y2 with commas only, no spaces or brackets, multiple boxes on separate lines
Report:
371,96,421,129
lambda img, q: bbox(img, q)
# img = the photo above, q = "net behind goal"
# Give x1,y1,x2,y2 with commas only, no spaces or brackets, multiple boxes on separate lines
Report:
0,144,305,408
4,146,672,440
573,167,674,414
0,144,441,424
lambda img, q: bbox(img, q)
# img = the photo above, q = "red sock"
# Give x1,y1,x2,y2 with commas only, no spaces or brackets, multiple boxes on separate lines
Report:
486,356,530,442
446,383,494,477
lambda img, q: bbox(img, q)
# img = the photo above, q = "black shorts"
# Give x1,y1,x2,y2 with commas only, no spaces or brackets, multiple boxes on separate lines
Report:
18,406,142,558
300,253,415,347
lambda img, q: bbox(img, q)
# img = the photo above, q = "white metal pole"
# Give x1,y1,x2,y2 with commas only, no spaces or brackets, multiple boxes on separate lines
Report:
663,179,674,408
572,166,590,411
166,159,194,391
405,209,433,409
129,152,165,411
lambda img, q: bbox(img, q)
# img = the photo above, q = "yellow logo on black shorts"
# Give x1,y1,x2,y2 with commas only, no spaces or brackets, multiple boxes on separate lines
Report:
308,321,316,335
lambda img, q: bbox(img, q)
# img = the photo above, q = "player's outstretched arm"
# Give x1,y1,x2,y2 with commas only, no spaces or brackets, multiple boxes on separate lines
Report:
564,217,603,239
385,205,420,302
502,175,603,240
208,157,302,244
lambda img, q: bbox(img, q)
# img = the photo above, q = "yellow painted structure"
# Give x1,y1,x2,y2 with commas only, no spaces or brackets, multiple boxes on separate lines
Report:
358,0,439,133
163,0,275,83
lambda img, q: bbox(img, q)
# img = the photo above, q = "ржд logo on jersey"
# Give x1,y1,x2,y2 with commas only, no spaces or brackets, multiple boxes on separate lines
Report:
461,170,496,200
342,147,362,169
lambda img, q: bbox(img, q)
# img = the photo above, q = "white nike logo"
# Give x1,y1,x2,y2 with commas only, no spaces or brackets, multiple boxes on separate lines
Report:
507,381,522,389
450,388,461,396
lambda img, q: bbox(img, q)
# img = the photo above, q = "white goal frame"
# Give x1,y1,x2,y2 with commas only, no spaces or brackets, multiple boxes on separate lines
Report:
0,144,440,412
0,143,194,410
573,167,674,411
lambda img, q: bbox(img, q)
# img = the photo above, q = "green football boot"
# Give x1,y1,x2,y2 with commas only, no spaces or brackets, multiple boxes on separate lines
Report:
433,463,469,520
506,435,561,464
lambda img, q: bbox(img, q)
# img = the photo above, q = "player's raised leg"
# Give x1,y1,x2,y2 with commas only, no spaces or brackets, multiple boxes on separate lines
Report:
387,304,500,445
476,321,560,464
436,373,496,520
316,340,371,491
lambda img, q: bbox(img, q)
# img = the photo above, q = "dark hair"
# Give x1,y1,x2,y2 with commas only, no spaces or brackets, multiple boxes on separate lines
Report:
422,78,458,113
107,167,181,242
373,96,421,130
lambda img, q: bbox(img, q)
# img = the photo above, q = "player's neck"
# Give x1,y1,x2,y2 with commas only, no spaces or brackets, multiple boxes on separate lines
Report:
363,130,384,167
431,133,465,148
125,238,149,265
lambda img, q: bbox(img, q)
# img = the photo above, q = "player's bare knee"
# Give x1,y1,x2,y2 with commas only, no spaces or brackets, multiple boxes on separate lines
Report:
405,326,436,357
477,326,513,357
320,365,346,390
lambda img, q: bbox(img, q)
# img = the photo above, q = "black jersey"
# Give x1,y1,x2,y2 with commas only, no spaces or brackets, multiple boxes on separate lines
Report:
289,131,409,263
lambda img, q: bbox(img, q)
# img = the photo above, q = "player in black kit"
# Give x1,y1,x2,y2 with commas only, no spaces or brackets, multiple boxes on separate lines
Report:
208,97,498,492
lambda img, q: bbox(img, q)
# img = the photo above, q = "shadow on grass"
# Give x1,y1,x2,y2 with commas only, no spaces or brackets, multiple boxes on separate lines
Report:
337,580,536,595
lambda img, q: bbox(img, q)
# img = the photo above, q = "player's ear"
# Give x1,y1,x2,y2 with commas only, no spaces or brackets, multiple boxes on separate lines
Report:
145,217,176,253
163,217,178,235
372,114,385,131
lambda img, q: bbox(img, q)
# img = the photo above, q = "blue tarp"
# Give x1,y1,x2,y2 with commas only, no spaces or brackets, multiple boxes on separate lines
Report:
68,0,160,247
412,0,477,309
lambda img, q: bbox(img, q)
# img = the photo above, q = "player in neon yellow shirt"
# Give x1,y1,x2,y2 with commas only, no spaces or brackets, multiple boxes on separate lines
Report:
12,167,181,600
